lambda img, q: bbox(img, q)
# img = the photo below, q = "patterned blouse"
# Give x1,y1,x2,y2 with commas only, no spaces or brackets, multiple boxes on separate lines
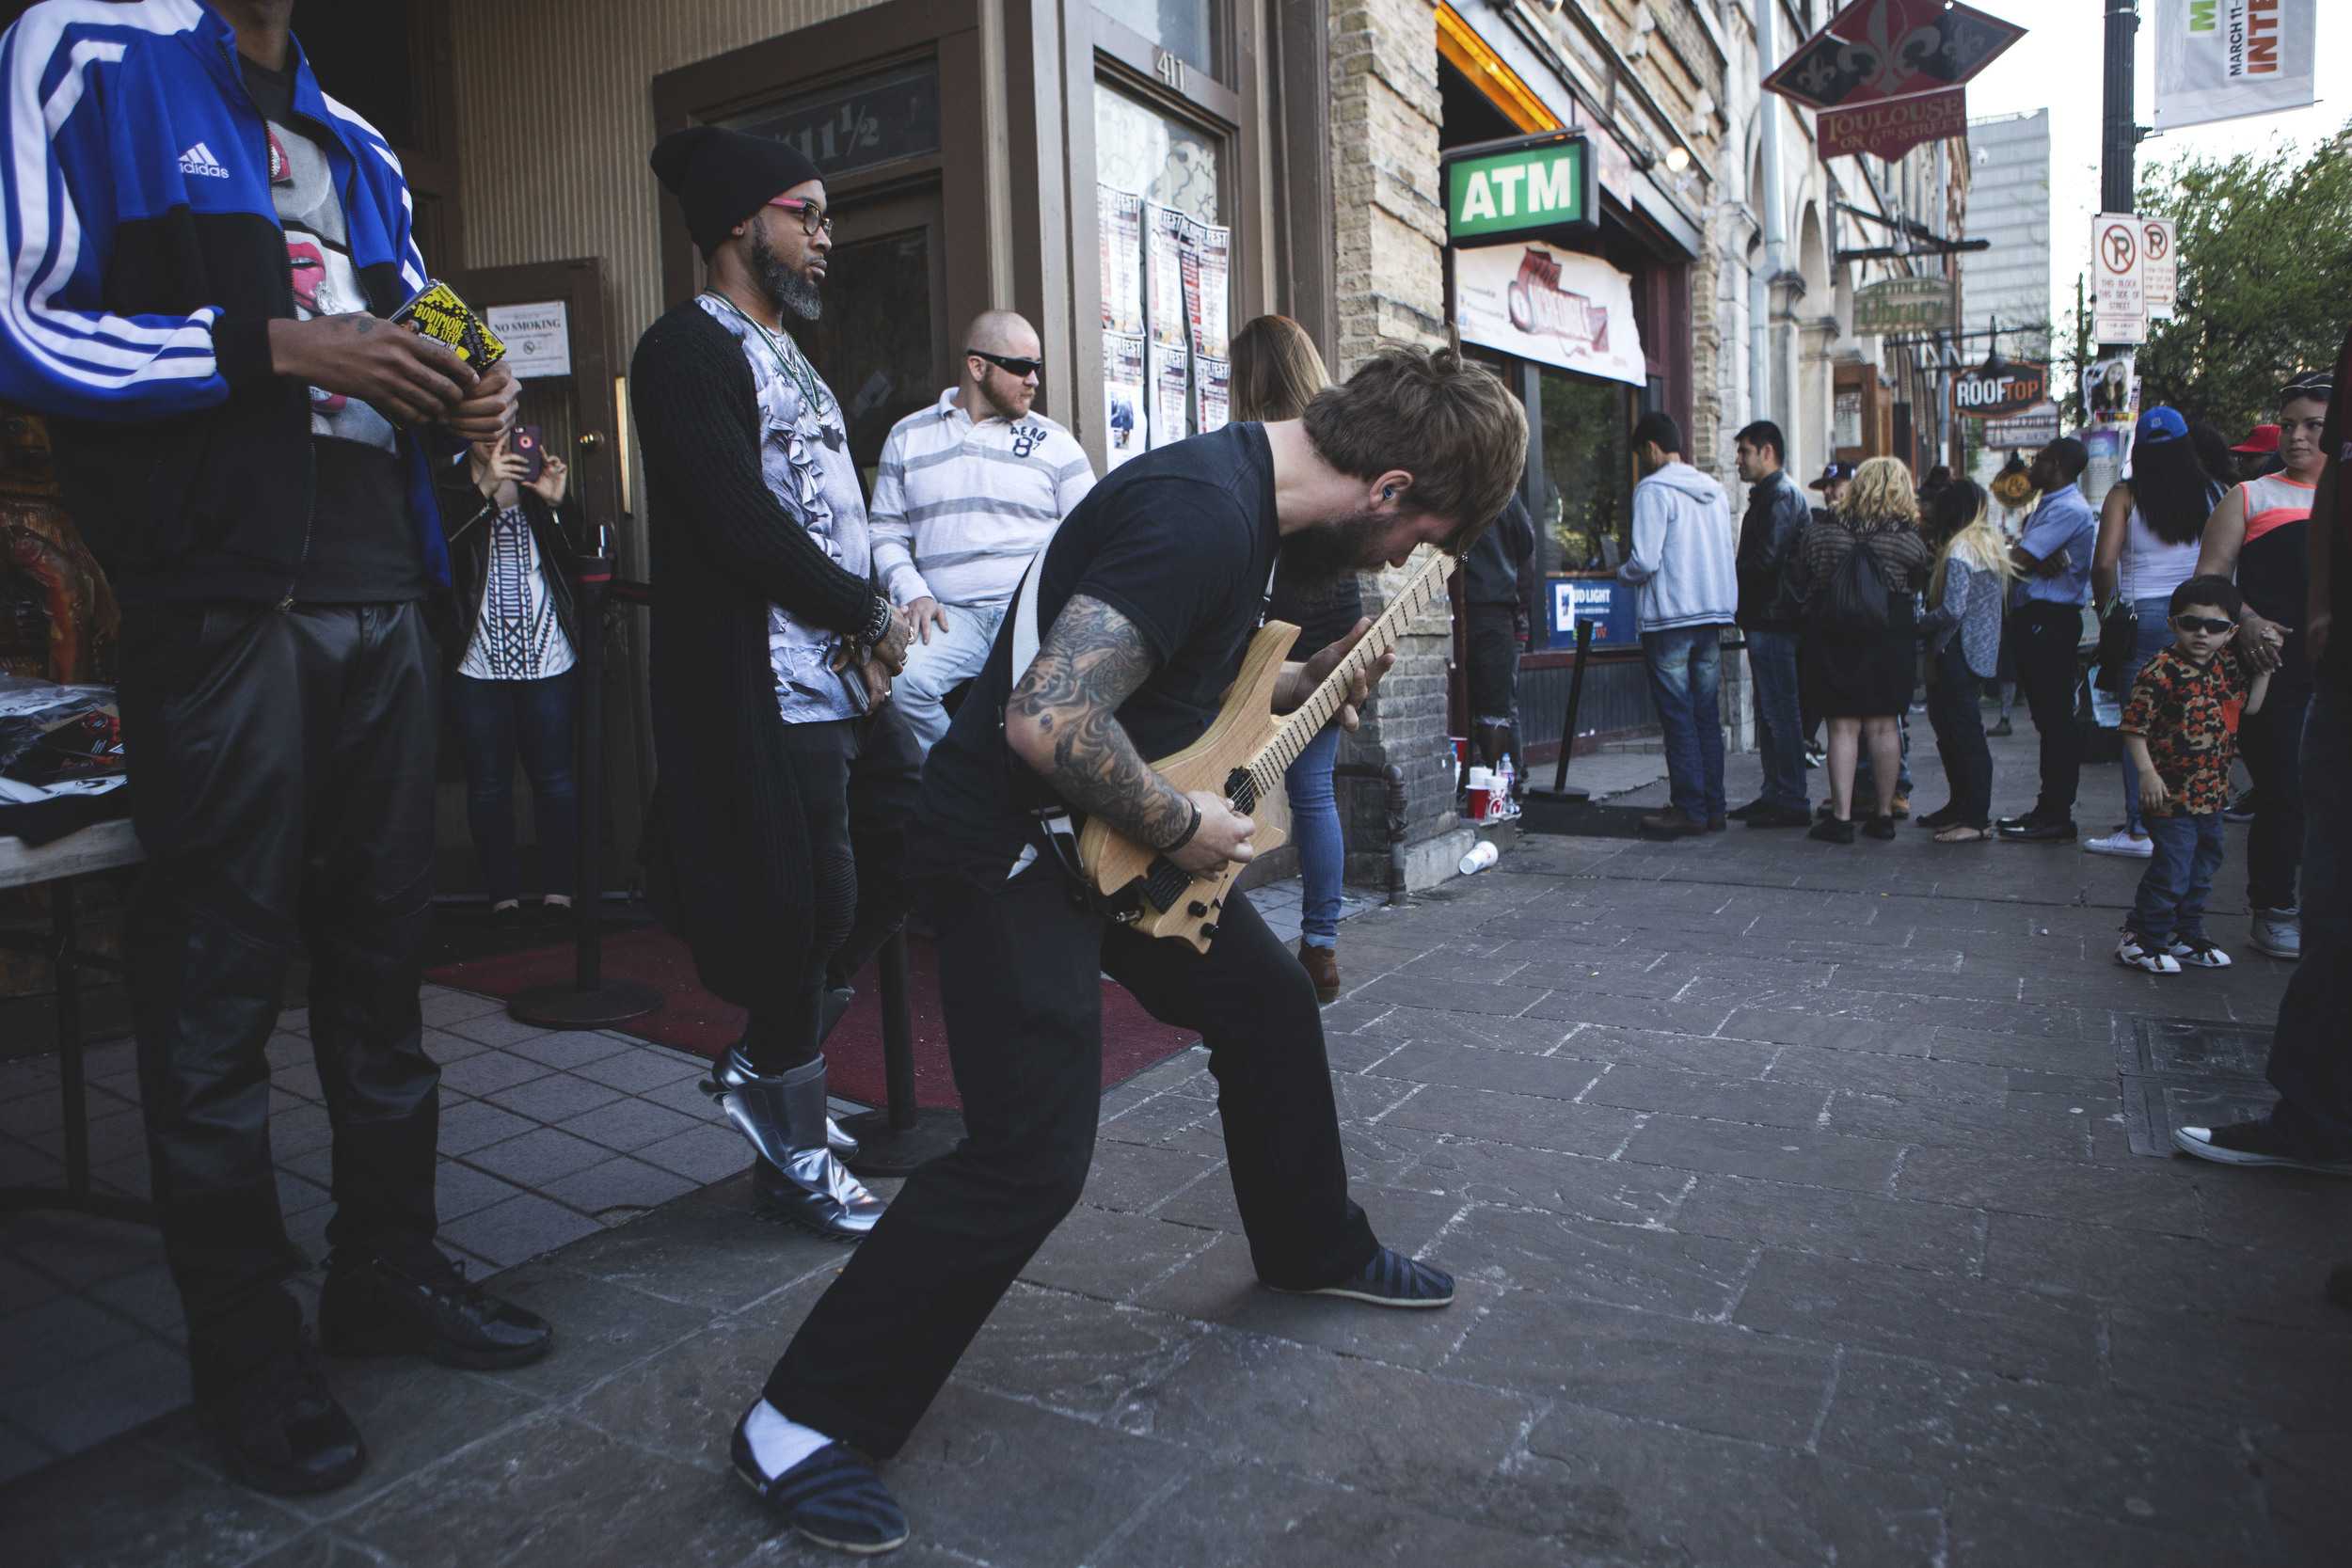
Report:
2120,645,2249,816
1917,553,2004,679
458,504,576,683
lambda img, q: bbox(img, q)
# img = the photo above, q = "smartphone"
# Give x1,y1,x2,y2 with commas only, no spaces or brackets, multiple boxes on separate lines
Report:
510,424,546,485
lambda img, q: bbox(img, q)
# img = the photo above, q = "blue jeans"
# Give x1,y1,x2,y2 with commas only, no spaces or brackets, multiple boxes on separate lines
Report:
2130,809,2224,942
1283,723,1344,947
2115,596,2176,835
1643,626,1725,824
1746,630,1805,813
894,600,1009,753
2265,688,2352,1149
447,671,579,903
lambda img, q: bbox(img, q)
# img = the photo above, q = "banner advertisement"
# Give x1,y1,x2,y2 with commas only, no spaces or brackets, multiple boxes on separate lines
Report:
1983,402,2061,450
2141,216,2179,321
2153,0,2315,131
2091,213,2147,345
1818,86,1968,164
1452,242,1645,388
1182,218,1231,354
1193,354,1230,435
1143,204,1188,348
1102,331,1147,468
1147,341,1189,450
1098,187,1144,336
1854,277,1956,334
1951,359,2049,419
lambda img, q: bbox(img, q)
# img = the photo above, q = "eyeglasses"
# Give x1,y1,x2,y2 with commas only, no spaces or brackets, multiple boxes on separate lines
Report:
968,349,1044,379
765,197,833,238
2172,615,2235,635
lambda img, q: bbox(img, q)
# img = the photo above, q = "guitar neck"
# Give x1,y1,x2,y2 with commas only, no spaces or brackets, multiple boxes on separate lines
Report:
1258,550,1454,780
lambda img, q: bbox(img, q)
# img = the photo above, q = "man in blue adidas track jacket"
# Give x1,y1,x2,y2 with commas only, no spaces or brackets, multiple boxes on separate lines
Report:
0,0,549,1496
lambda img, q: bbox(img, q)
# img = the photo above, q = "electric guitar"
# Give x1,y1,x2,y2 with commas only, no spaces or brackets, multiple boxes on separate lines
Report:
1075,547,1456,952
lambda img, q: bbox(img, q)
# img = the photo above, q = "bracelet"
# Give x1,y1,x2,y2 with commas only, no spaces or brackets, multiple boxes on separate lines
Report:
864,595,895,645
1163,799,1202,853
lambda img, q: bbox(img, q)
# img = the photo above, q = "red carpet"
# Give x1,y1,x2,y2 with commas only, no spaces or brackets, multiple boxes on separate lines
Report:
426,927,1202,1111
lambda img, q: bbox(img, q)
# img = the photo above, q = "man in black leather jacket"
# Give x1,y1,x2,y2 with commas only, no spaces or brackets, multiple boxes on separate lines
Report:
1732,420,1812,827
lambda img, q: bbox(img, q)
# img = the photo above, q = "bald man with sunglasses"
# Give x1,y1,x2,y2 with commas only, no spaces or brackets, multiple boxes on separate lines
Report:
868,311,1097,751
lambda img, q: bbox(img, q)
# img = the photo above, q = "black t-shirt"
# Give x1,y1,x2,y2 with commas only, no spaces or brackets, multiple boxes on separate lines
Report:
244,55,424,604
2324,322,2352,694
917,421,1280,879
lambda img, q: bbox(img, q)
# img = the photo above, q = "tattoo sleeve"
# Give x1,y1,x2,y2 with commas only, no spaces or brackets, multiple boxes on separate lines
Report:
1009,594,1194,849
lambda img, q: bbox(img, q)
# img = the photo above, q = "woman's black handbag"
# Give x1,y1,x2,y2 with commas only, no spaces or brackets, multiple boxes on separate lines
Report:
2093,597,2138,695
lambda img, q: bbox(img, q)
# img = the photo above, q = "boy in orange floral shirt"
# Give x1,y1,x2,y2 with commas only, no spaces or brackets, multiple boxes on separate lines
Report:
2117,575,2272,972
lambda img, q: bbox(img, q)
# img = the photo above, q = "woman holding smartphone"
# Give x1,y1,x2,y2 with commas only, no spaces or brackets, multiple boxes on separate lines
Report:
437,431,580,923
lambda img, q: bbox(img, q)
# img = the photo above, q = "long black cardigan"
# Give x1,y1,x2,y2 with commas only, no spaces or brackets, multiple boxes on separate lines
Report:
629,300,882,1013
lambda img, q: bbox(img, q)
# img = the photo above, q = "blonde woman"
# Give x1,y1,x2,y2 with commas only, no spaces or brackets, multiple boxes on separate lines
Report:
1795,456,1932,841
1231,315,1357,1001
1915,479,2018,842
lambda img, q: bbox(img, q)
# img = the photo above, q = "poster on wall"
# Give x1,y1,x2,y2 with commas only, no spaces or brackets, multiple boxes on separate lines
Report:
1452,241,1645,387
2086,351,2137,426
1102,331,1147,468
1098,186,1144,337
1143,203,1189,349
2153,0,2314,131
1182,218,1231,355
1148,341,1189,450
1194,353,1230,434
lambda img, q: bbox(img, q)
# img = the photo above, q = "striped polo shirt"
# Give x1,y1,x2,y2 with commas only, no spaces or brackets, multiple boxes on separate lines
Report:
868,388,1097,609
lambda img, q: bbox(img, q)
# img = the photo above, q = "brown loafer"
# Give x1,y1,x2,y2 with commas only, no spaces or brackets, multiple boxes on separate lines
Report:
1297,941,1341,1005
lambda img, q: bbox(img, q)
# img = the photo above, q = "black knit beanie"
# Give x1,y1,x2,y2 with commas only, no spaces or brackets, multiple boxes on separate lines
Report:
649,125,822,258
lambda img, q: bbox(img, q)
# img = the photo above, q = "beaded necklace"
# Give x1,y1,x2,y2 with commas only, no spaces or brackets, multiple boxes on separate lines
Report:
703,291,835,429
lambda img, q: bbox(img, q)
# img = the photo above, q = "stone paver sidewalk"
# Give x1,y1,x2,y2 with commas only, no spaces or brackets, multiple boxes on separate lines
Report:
4,730,2347,1565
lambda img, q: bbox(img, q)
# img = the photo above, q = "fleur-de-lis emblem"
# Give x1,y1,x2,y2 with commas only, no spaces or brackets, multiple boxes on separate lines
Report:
1831,0,1946,97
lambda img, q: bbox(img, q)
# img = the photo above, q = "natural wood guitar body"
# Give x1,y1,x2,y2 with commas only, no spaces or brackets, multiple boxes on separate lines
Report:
1075,549,1455,953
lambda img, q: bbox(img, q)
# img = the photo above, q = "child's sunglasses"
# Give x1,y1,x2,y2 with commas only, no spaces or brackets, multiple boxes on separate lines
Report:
2171,615,2235,635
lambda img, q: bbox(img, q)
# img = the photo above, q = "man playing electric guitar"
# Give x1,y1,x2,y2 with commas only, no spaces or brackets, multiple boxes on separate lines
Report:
725,347,1528,1555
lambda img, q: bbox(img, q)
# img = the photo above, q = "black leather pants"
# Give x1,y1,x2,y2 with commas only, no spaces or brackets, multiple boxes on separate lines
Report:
117,602,442,1395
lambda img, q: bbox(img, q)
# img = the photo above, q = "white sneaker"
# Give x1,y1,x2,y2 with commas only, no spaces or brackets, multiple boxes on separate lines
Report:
2115,932,2182,974
2249,907,2301,960
2162,934,2233,969
2084,829,2153,859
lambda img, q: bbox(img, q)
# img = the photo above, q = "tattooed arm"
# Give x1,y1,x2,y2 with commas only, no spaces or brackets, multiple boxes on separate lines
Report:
1004,594,1257,873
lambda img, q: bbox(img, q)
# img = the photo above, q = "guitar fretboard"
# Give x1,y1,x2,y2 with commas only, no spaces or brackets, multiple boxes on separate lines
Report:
1241,550,1454,800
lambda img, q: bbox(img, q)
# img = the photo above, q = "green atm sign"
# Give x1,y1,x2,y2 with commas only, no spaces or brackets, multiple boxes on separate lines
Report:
1445,134,1598,245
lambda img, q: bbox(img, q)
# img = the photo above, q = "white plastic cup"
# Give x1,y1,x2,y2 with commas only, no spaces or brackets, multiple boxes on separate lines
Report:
1459,840,1500,876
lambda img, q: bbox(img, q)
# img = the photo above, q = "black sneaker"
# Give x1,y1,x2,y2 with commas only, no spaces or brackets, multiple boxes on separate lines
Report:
206,1345,367,1497
1807,816,1857,845
1268,1246,1455,1308
2172,1118,2352,1177
1861,815,1898,840
2224,788,2259,823
1727,800,1768,821
320,1249,553,1370
1997,817,2076,843
732,1415,911,1556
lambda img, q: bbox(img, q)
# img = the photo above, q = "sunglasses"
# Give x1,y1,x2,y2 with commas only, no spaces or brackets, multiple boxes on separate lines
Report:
968,348,1044,379
764,196,833,237
2172,615,2235,635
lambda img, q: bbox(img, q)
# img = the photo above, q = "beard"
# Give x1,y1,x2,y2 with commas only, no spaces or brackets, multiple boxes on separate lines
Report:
1277,509,1391,589
748,227,822,322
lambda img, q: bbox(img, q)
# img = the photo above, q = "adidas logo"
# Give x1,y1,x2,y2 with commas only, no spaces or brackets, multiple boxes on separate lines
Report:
177,141,229,179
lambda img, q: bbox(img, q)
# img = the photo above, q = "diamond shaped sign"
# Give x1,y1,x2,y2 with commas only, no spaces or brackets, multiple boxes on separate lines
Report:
1764,0,2027,114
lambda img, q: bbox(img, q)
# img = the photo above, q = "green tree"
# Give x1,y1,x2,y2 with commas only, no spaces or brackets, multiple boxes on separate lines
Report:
2134,121,2352,435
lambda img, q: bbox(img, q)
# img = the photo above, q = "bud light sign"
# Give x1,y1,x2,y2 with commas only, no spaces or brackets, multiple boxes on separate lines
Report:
1548,578,1636,649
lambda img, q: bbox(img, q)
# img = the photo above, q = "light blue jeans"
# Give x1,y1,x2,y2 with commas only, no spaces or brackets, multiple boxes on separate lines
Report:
2116,595,2176,836
1284,723,1345,947
893,599,1008,753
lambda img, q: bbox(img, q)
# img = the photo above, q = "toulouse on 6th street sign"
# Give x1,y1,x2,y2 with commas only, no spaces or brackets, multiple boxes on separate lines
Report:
2092,214,2148,345
1763,0,2027,113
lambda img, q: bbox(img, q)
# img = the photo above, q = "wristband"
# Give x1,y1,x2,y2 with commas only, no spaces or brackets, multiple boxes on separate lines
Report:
864,595,895,645
1163,799,1202,853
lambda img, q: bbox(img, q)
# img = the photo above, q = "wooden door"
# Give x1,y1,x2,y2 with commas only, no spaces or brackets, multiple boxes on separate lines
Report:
789,183,955,485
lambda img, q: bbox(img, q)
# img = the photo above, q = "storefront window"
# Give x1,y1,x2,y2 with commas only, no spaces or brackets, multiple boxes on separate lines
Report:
1094,1,1216,78
1537,370,1632,575
1095,87,1220,223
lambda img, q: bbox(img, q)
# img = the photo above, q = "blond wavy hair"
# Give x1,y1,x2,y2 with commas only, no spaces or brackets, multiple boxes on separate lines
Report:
1837,456,1919,529
1929,483,2019,605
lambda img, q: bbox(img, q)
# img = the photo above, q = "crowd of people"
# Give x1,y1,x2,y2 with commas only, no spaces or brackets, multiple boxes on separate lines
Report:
2,3,2345,1559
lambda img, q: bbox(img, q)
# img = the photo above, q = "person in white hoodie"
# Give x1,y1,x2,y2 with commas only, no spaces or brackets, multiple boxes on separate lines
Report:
1619,411,1739,836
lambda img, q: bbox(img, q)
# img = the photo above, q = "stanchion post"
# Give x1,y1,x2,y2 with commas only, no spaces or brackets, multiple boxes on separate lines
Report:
1525,619,1594,804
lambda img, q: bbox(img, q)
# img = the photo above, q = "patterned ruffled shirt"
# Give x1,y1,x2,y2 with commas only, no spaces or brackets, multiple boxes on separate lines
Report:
696,294,872,723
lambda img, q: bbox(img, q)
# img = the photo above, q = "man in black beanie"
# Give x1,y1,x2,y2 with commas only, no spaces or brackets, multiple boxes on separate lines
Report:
630,127,918,1256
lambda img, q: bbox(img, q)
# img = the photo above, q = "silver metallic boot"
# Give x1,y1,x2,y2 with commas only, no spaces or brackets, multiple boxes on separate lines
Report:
704,1050,884,1239
706,1045,859,1159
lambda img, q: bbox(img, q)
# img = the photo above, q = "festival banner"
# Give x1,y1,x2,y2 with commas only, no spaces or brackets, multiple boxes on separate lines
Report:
2153,0,2314,131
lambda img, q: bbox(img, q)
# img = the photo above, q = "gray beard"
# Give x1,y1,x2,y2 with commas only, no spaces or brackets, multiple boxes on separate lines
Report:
749,228,822,322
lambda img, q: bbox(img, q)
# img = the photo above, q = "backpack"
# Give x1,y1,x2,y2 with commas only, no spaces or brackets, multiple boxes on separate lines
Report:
1819,536,1894,634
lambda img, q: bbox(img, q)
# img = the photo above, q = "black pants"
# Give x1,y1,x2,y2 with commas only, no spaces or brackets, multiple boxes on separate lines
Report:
758,705,924,1069
2267,687,2352,1150
763,858,1379,1456
1925,640,1993,828
2240,670,2311,911
2012,602,2085,818
117,603,441,1396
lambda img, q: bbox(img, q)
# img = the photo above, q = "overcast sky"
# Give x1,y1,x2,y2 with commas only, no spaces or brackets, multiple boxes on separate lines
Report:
1956,0,2346,349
